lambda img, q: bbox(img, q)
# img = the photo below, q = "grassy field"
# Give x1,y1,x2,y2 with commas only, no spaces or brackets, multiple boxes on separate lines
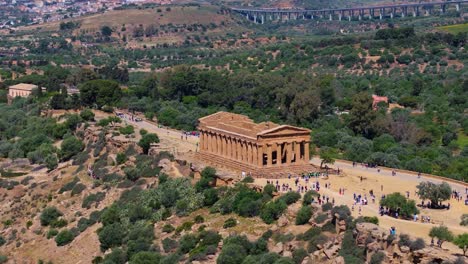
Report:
457,132,468,147
437,23,468,34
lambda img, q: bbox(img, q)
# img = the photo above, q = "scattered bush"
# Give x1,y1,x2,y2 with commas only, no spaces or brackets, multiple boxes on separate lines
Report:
59,177,80,194
71,183,86,196
303,190,319,205
242,176,254,183
40,207,63,226
279,192,301,205
410,238,426,251
322,202,333,211
260,200,287,224
46,228,58,239
370,251,385,264
162,224,175,233
162,238,178,253
296,227,321,241
116,153,127,165
178,234,198,254
292,248,308,264
194,215,204,224
296,206,313,225
82,192,106,209
307,234,328,253
460,214,468,226
315,213,328,224
223,218,237,228
55,229,75,246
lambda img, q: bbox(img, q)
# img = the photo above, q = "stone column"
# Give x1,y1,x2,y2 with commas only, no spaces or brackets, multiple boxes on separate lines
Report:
304,142,310,162
207,133,212,153
243,141,248,163
227,137,231,159
276,143,282,166
199,131,204,151
213,134,218,155
252,144,258,166
244,142,252,164
286,142,292,165
257,145,263,167
267,144,272,167
237,140,243,161
295,141,301,164
233,138,238,160
223,136,228,157
203,132,207,152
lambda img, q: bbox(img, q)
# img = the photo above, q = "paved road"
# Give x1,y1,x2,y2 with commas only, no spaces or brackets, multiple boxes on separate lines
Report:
310,157,467,193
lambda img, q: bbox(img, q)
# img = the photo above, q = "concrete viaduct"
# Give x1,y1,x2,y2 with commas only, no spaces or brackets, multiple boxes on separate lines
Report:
231,0,467,23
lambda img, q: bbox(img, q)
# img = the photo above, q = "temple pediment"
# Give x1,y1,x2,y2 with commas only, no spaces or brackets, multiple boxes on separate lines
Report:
257,125,311,137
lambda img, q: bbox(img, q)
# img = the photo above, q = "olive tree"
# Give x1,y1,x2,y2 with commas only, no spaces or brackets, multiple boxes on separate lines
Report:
416,181,451,207
429,226,454,248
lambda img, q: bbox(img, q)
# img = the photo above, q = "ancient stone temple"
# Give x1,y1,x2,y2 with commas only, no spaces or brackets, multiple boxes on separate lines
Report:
197,112,318,178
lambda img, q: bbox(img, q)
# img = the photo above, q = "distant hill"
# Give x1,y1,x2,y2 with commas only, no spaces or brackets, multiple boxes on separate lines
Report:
20,5,234,33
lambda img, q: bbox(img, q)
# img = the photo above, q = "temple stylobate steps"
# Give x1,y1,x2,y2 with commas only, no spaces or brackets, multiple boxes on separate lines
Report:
197,152,319,178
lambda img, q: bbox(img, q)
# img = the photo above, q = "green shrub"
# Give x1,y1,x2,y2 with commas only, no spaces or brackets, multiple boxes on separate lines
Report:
339,231,364,262
356,216,379,225
217,244,247,264
303,190,319,205
307,234,328,253
119,125,134,135
460,214,468,226
189,245,217,261
272,233,295,244
80,109,95,121
263,184,276,197
410,238,425,251
322,203,333,211
40,207,63,226
194,215,204,224
178,234,198,254
98,223,126,251
71,183,86,196
138,133,159,154
82,192,106,209
59,177,79,194
292,248,308,264
315,213,328,224
162,224,175,233
176,221,194,233
50,218,68,228
198,230,222,247
296,227,321,241
162,238,178,253
242,176,254,183
55,229,75,246
116,153,127,165
46,228,58,239
130,251,161,263
260,200,287,224
223,218,237,228
0,255,7,264
296,206,313,225
60,136,84,161
279,192,301,205
370,251,385,264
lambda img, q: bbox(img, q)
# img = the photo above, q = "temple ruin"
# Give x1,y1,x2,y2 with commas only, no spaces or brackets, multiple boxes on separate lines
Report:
197,112,318,178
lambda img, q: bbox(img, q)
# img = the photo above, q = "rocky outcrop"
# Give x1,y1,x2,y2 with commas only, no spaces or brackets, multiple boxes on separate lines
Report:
353,222,461,264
